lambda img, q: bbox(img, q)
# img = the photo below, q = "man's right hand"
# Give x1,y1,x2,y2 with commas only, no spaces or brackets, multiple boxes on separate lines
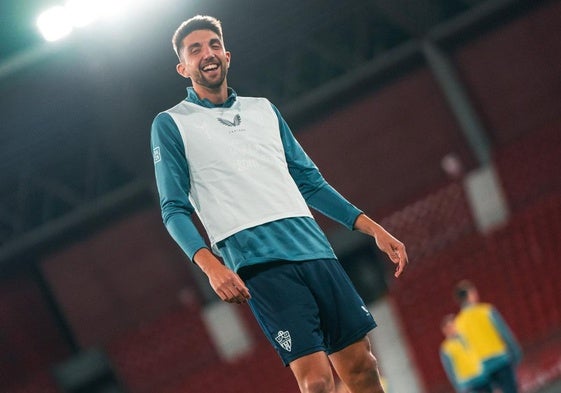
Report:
193,248,251,304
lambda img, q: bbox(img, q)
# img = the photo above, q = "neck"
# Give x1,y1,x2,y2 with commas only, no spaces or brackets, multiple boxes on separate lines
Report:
193,83,228,104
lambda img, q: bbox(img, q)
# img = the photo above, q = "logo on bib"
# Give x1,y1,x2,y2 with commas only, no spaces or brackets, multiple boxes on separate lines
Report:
217,114,241,127
275,330,292,352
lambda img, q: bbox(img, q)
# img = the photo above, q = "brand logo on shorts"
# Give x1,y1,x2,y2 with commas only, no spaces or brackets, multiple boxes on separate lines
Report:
361,305,371,316
275,330,292,352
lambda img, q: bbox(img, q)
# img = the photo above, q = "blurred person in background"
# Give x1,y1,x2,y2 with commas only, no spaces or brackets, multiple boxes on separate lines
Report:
151,15,409,393
454,280,522,393
440,314,492,393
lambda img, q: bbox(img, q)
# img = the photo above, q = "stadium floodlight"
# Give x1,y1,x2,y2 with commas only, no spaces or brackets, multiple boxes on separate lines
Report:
37,6,73,42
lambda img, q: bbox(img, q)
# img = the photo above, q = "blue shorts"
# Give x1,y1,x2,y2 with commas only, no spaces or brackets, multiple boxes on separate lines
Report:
239,258,377,366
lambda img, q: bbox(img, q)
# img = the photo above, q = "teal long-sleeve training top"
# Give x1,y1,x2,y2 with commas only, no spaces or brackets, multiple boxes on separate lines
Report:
151,87,362,272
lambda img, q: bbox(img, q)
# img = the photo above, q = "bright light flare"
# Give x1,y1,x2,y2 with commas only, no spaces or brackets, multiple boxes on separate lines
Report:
37,0,144,42
96,0,134,19
37,6,73,42
66,0,99,27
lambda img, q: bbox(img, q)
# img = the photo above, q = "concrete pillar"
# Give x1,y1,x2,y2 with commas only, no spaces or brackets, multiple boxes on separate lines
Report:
368,297,425,393
422,39,492,166
464,164,510,233
201,302,254,361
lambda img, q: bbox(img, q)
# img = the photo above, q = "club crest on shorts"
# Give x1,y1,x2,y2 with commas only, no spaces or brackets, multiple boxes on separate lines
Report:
275,330,292,352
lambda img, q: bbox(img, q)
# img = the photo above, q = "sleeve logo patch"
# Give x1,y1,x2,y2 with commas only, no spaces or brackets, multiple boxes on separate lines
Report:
153,146,161,163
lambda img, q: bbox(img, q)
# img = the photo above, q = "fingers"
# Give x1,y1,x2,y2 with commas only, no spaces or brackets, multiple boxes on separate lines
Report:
216,277,251,304
227,283,251,304
226,286,251,304
391,243,409,278
394,258,406,278
208,265,252,304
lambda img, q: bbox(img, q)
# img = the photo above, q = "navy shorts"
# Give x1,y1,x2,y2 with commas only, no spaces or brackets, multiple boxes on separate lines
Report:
239,258,377,366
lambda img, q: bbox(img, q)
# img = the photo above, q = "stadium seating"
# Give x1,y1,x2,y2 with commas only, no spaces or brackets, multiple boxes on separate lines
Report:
389,193,561,392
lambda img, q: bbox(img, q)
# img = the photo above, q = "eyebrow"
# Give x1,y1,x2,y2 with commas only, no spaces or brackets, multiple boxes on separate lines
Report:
186,42,202,52
209,38,222,47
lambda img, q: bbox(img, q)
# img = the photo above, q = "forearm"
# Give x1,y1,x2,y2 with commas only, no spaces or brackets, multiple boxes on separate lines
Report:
152,112,209,261
165,213,208,261
353,213,387,238
192,247,224,274
306,184,362,229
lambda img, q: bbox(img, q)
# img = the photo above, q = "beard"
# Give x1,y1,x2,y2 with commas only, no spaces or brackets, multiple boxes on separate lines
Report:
192,61,228,90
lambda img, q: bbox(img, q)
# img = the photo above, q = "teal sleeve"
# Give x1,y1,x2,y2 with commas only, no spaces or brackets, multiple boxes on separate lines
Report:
490,307,522,364
270,104,362,230
440,350,461,392
151,112,208,261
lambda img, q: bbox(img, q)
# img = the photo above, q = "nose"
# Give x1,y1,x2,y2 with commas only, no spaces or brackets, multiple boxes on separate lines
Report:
201,44,215,59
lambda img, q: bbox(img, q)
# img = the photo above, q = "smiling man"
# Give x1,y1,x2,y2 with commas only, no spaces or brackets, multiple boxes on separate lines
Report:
151,15,408,393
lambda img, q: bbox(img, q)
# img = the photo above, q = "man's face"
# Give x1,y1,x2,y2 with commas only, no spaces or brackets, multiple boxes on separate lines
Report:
177,29,231,90
467,288,479,304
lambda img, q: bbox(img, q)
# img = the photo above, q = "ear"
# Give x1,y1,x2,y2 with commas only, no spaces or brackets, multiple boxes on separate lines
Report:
225,51,231,69
176,62,190,78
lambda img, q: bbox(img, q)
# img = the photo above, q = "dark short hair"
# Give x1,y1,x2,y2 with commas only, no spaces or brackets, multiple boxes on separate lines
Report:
172,15,224,59
454,279,475,304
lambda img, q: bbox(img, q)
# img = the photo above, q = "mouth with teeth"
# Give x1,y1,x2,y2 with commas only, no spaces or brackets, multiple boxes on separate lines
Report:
201,63,220,73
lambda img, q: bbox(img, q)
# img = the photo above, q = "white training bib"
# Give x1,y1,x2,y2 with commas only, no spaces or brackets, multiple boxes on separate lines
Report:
166,97,312,247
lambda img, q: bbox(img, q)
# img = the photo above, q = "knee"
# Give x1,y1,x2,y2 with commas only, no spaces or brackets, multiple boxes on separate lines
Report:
345,352,382,391
349,352,379,376
331,338,384,392
301,374,335,393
